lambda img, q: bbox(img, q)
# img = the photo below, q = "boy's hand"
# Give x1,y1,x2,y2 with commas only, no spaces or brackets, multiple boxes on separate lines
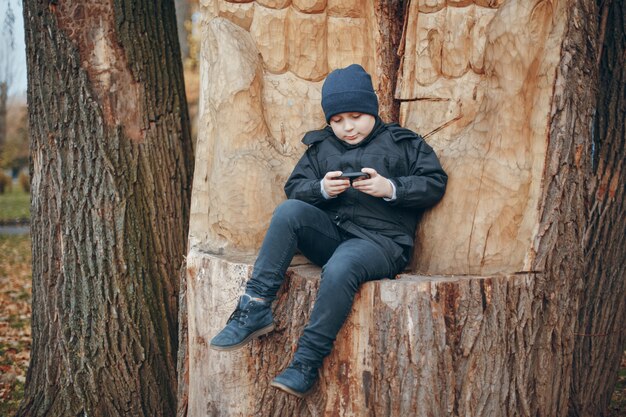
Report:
352,168,393,198
323,171,350,197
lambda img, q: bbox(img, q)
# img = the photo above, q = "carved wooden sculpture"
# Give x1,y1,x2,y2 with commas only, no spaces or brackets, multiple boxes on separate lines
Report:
180,0,625,416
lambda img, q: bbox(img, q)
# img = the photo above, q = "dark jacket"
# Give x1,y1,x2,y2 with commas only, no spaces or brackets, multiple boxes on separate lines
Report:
284,119,447,268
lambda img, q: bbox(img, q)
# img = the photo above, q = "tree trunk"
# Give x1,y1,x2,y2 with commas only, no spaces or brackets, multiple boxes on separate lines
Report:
569,0,626,415
18,1,193,416
180,0,625,416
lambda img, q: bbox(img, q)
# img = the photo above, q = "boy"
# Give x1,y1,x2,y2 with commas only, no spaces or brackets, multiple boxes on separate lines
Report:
210,64,447,398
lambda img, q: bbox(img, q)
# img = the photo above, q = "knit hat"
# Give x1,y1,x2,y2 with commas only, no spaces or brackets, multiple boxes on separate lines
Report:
321,64,379,123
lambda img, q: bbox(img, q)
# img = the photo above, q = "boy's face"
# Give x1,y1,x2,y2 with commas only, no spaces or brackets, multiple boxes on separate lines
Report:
329,112,376,145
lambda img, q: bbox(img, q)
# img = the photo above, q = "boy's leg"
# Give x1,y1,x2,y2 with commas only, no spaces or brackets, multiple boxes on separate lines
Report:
211,199,342,350
296,238,398,365
271,238,400,395
245,199,342,300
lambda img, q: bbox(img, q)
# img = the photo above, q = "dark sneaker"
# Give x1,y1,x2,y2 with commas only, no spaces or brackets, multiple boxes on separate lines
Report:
270,360,319,398
210,294,275,351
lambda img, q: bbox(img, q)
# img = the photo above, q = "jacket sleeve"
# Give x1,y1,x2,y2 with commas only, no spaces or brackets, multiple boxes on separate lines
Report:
283,145,328,206
388,139,447,209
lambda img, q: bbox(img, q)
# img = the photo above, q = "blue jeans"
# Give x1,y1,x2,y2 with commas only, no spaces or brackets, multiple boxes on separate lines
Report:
245,199,403,368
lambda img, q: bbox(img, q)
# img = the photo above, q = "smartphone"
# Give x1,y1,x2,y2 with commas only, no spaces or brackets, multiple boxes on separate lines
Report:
338,172,370,183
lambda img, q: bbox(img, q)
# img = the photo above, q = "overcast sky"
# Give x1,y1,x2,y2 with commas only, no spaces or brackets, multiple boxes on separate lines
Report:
1,0,27,97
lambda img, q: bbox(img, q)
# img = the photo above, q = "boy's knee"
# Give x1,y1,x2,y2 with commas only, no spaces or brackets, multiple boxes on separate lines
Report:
273,199,310,221
321,262,360,291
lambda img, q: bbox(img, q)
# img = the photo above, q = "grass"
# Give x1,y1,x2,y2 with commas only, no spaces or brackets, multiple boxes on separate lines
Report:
0,187,30,224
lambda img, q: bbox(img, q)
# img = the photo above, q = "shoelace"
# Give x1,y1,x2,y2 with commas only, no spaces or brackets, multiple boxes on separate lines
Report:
226,307,248,325
292,361,315,377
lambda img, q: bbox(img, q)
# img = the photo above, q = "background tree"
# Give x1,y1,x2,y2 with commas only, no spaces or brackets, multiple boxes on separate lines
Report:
0,82,6,155
175,0,191,61
17,1,194,416
0,1,16,155
1,101,28,178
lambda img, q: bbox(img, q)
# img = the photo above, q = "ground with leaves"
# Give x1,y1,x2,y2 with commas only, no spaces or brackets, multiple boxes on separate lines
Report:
609,355,626,417
0,234,31,415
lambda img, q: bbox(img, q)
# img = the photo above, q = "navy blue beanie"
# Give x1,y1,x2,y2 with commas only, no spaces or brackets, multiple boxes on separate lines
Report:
321,64,379,123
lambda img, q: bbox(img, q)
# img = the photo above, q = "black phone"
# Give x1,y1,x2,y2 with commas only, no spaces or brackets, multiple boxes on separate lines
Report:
338,172,370,183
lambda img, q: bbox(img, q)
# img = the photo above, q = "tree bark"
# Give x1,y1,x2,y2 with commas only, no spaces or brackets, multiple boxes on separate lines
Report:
18,1,193,416
569,0,626,415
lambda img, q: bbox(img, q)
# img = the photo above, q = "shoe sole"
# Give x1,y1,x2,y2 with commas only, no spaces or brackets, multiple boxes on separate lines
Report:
270,380,310,398
209,323,275,351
